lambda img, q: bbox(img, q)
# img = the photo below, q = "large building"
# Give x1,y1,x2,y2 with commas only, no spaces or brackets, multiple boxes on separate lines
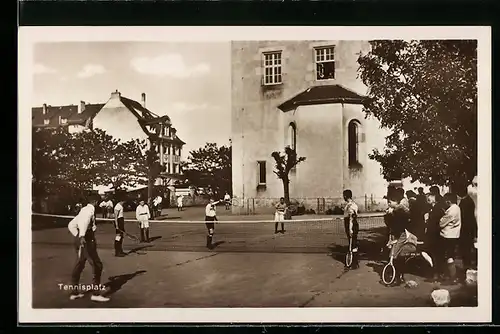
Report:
231,40,389,213
32,90,185,188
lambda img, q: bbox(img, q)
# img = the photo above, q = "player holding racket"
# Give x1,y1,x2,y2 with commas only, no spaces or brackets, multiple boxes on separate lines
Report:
343,190,359,269
67,196,109,302
113,199,127,257
205,198,222,249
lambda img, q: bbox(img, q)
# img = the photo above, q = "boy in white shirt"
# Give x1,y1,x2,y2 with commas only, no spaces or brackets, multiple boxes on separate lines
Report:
439,192,462,284
67,197,109,302
136,200,151,243
205,198,221,249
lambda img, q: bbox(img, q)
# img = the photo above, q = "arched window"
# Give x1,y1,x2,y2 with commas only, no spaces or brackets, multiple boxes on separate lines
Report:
289,122,297,151
348,120,360,167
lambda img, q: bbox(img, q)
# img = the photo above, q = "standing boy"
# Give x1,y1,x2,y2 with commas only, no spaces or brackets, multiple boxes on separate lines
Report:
113,199,127,257
439,193,462,284
343,189,359,269
274,197,287,234
136,200,151,243
177,195,183,212
67,197,110,302
205,198,221,249
224,192,231,210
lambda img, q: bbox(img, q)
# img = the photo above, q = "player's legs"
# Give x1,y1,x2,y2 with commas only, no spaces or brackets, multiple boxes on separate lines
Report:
143,221,150,242
114,217,126,256
444,238,458,283
139,221,146,242
351,223,360,269
205,218,215,248
70,237,88,298
85,236,109,302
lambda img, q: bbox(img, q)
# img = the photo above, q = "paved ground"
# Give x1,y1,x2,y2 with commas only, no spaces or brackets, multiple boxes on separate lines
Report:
31,206,478,308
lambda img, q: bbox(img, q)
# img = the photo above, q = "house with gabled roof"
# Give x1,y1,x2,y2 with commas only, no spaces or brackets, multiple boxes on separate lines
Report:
32,90,186,190
32,101,104,133
231,40,389,213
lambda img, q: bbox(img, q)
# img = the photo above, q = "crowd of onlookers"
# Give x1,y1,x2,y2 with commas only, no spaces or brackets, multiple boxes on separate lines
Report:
384,176,478,285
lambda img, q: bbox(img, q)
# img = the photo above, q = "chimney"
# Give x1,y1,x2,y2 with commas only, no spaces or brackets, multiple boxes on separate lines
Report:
141,93,146,108
111,89,121,99
78,101,85,114
42,103,47,115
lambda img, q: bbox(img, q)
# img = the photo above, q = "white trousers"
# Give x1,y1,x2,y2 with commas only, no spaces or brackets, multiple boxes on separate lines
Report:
275,212,285,222
138,220,149,228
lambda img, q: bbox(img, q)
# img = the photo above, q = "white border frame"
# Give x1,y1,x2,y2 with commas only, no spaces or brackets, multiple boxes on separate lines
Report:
18,26,492,323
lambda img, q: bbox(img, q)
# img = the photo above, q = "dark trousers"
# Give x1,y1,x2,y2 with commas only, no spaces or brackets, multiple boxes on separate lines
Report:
344,218,359,250
205,216,216,247
71,232,103,295
344,218,359,266
114,217,125,255
459,235,476,269
440,237,458,279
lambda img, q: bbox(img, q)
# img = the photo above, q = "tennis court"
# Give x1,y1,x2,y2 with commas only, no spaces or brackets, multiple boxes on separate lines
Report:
31,210,387,254
29,207,477,308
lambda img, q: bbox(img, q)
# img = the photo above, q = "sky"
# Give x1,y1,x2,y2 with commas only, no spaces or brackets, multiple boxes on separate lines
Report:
32,42,231,155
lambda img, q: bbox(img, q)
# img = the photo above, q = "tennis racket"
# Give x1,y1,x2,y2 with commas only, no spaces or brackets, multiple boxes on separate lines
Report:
345,236,353,267
116,227,141,243
382,256,396,285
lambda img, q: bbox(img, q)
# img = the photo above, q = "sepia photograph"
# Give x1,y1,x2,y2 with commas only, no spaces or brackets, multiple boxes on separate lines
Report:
18,26,491,323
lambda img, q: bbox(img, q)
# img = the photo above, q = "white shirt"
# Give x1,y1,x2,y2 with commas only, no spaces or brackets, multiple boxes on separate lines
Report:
224,194,231,201
177,196,183,205
106,200,113,209
205,202,219,217
114,203,124,219
343,200,358,218
68,204,96,237
439,203,462,238
136,204,150,221
99,201,107,208
153,196,163,206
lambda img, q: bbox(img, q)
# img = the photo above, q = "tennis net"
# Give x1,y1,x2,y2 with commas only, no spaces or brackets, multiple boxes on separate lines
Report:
31,213,387,254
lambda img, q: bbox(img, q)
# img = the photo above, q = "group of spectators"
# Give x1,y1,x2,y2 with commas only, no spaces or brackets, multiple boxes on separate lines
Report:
384,177,478,285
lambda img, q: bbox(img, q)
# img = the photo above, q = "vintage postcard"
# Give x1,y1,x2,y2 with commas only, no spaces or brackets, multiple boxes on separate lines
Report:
18,26,491,323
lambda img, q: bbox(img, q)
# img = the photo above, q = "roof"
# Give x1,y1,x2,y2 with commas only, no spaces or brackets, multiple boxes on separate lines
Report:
277,84,365,112
120,97,158,120
32,103,104,127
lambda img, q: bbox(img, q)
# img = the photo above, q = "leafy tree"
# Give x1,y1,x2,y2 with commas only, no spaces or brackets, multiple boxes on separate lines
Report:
181,143,232,198
357,40,477,187
32,127,152,210
271,146,306,205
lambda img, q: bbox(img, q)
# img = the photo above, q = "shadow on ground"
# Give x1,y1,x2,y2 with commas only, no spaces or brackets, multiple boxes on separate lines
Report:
103,270,147,296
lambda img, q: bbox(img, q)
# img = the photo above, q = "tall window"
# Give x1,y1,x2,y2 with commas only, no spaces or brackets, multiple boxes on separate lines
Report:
263,51,282,85
257,161,267,185
315,46,335,80
289,122,297,151
348,120,360,167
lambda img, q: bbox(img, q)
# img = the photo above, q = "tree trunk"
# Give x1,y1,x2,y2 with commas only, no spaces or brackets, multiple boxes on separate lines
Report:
148,169,154,209
283,178,290,205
